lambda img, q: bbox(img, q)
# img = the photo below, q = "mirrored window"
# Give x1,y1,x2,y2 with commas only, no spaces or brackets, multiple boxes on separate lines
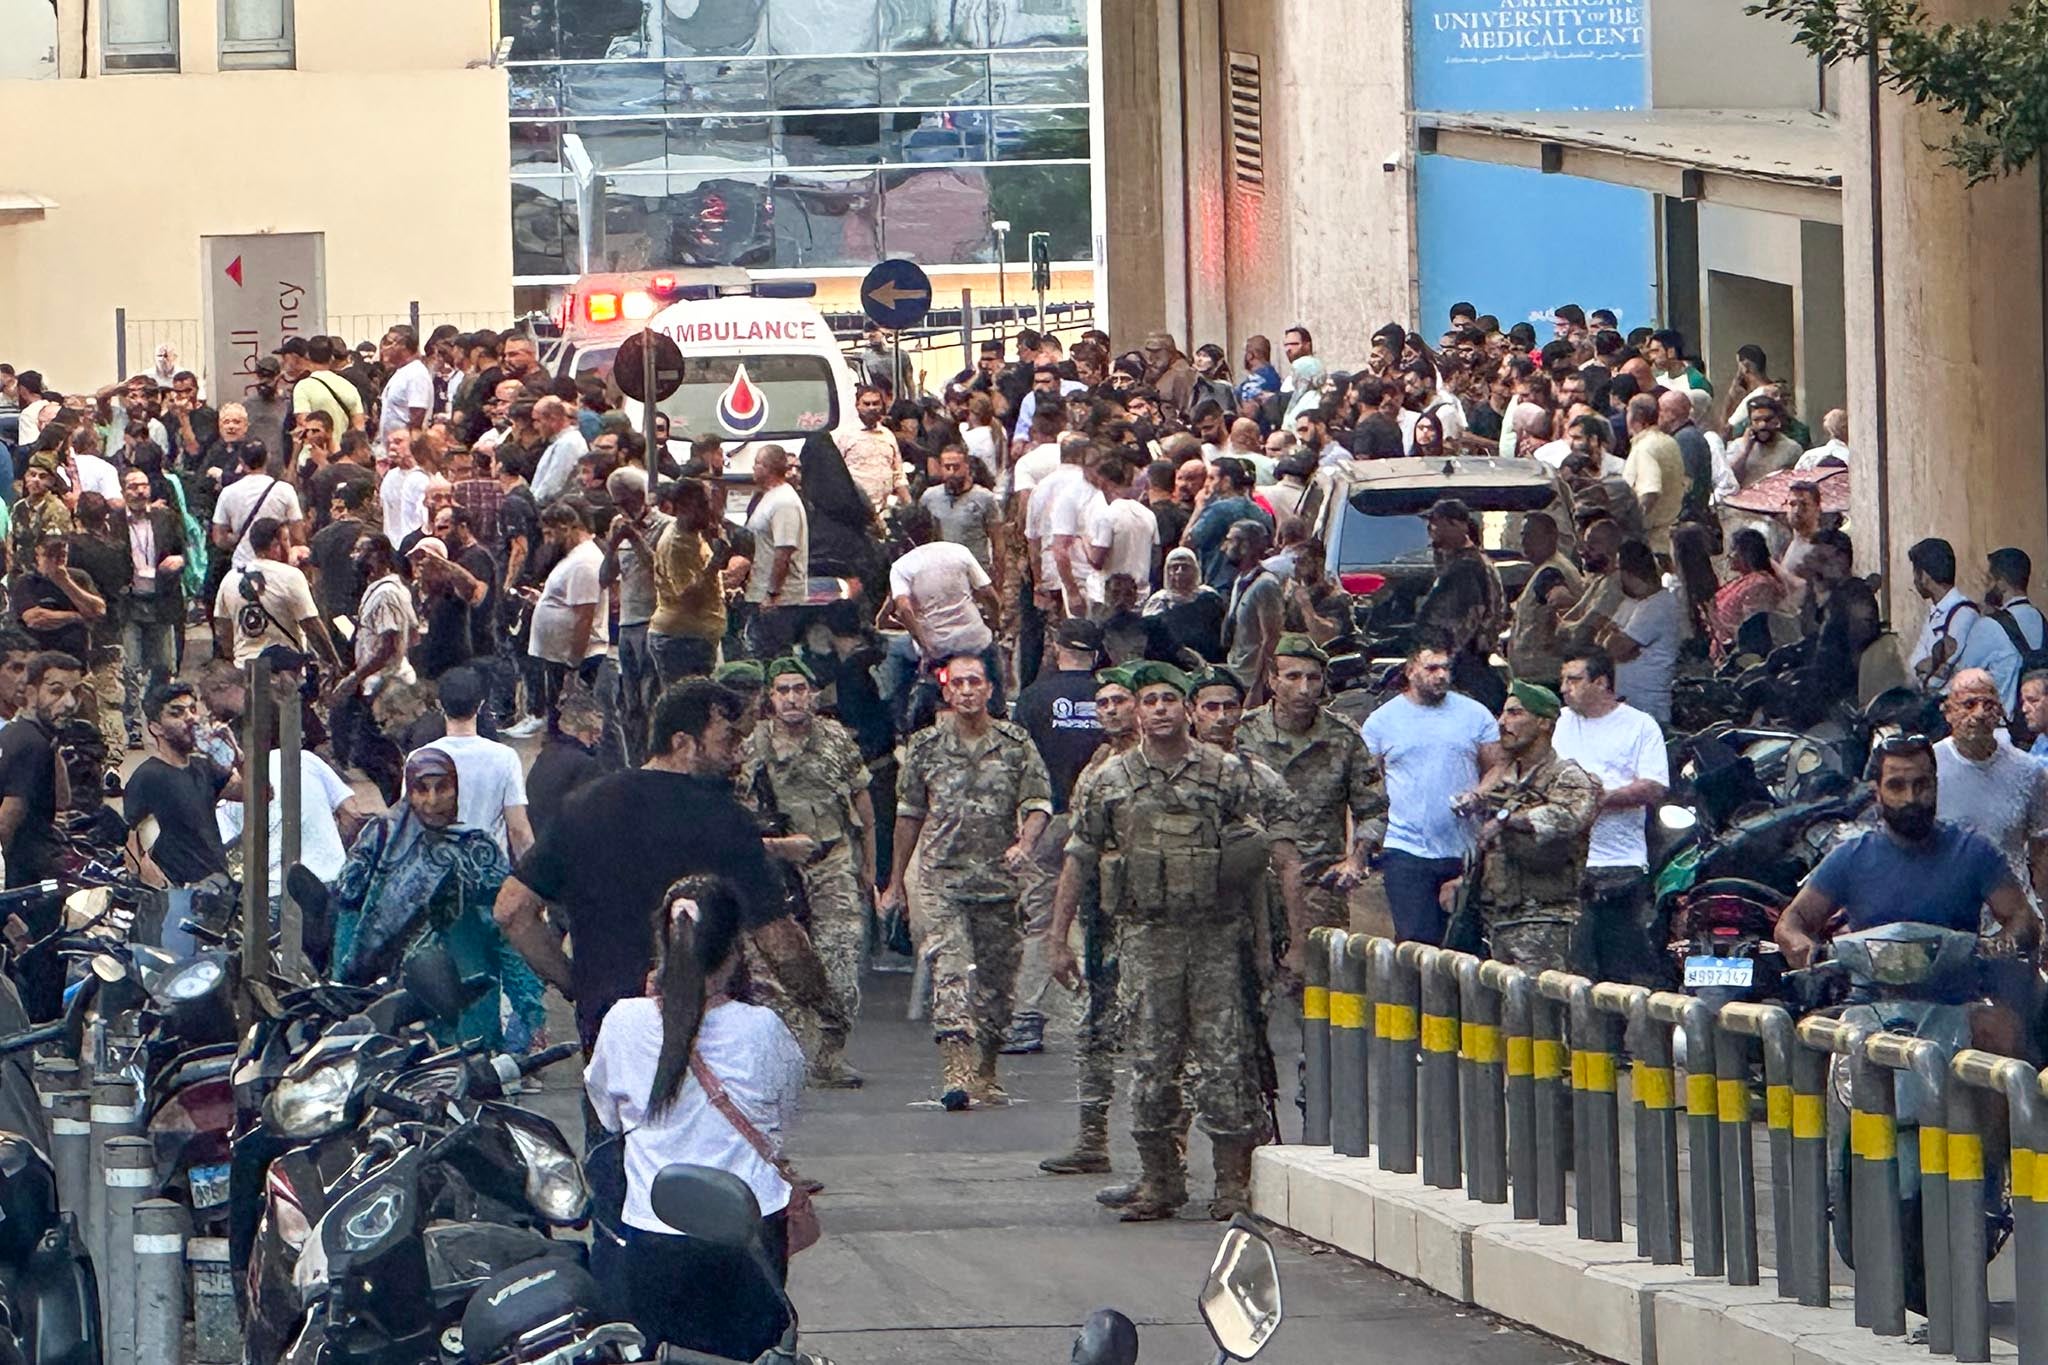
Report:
773,172,883,269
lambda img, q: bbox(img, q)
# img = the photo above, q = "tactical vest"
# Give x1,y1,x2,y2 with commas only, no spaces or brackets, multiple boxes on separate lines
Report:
1105,747,1228,920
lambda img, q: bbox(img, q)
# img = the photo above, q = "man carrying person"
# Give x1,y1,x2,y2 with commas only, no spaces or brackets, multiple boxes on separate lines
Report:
880,505,1002,731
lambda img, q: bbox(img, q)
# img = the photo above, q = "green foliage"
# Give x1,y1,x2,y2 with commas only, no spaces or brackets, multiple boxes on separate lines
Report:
1746,0,2048,182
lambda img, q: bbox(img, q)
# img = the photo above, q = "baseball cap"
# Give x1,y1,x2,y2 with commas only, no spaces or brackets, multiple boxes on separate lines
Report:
1425,497,1473,524
252,355,282,376
1055,618,1104,652
407,536,448,562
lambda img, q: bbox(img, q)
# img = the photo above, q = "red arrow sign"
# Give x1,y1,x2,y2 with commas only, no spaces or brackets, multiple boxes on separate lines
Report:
225,256,244,287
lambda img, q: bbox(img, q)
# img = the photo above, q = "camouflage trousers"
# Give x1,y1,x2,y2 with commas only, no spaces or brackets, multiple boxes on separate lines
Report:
926,890,1023,1046
83,649,126,761
1076,894,1123,1111
742,916,847,1066
1119,917,1258,1140
1487,919,1576,976
800,852,866,1054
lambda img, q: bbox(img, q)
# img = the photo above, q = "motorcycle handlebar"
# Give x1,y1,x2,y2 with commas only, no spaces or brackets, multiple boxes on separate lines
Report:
517,1042,580,1076
367,1086,438,1123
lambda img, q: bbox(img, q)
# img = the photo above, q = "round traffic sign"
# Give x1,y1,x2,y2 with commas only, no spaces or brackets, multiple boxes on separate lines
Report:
860,258,934,331
614,329,685,404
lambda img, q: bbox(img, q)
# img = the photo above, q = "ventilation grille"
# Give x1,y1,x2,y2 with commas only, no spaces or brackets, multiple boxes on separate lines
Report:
1227,52,1264,193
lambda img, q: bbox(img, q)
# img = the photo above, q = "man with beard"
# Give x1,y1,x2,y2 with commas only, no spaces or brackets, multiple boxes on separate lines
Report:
325,535,418,802
123,682,241,888
0,653,85,1017
920,444,1004,588
1413,498,1506,710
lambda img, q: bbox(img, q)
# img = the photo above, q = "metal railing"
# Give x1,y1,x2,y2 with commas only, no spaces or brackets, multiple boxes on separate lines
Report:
1297,929,2048,1364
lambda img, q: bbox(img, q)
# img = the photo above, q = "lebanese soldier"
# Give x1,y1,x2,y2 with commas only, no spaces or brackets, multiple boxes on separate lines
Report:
881,652,1054,1110
1041,667,1139,1180
1048,662,1307,1222
12,454,72,569
741,656,878,1089
1237,635,1384,973
1444,681,1600,972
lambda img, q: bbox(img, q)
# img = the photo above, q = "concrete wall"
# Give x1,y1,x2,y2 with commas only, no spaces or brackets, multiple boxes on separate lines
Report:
1796,220,1847,422
1694,200,1848,426
1840,6,2048,624
0,0,509,387
1649,0,1819,110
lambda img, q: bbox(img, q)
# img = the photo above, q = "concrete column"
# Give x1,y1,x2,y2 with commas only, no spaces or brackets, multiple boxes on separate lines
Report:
1101,0,1176,342
1840,15,2048,626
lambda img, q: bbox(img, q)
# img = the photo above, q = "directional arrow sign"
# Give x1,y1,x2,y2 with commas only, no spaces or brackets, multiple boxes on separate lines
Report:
225,256,244,287
860,258,933,331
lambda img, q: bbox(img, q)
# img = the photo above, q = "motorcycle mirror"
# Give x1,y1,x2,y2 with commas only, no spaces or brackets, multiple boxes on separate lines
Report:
398,946,473,1022
1199,1217,1283,1360
649,1163,763,1249
1657,805,1699,833
1071,1308,1139,1365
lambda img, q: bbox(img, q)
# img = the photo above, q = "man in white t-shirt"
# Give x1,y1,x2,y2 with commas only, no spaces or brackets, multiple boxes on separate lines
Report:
210,443,304,570
1597,539,1682,725
1046,451,1109,615
524,502,607,725
1083,453,1160,609
1006,409,1065,508
211,518,336,670
530,396,591,504
418,665,533,860
380,427,431,549
1359,636,1502,944
376,324,433,442
1554,645,1670,984
743,444,810,657
884,506,1004,725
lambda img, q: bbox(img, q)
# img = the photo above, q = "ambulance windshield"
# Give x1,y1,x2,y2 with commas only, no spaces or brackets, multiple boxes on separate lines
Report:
655,354,839,443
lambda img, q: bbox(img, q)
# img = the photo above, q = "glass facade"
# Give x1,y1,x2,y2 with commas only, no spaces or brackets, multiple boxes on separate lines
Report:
505,0,1094,279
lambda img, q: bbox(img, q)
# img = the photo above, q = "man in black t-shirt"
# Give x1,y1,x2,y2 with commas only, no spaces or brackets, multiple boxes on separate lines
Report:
308,483,368,627
0,652,86,1018
10,538,103,662
436,507,500,665
1013,618,1108,806
494,680,782,1050
122,681,236,888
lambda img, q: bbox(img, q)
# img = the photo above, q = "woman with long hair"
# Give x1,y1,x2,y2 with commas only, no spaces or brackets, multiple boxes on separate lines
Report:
1669,522,1721,660
1409,410,1447,460
586,875,808,1359
1709,526,1790,662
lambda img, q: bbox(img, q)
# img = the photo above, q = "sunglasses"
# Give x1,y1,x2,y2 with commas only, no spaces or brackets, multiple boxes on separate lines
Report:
1872,733,1934,758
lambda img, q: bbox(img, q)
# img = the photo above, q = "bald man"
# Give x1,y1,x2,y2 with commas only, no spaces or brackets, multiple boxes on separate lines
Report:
1656,387,1716,528
1934,667,2048,909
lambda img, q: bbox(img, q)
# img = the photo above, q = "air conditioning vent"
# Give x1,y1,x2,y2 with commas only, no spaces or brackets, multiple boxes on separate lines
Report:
1227,52,1264,194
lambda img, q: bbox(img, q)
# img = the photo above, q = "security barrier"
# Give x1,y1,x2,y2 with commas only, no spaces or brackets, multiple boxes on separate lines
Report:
1294,932,2048,1363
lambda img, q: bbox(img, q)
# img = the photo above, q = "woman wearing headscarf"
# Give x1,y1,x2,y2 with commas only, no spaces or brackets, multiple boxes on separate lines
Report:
1282,355,1328,428
328,748,545,1050
1141,546,1226,664
1510,403,1551,460
795,430,884,608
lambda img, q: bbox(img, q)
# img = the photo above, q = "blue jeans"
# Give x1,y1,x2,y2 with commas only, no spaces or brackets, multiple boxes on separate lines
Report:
1380,848,1463,946
122,618,177,728
615,623,656,765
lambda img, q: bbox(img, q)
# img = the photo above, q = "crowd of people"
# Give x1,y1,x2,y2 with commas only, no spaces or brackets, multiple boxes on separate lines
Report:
4,285,2035,1264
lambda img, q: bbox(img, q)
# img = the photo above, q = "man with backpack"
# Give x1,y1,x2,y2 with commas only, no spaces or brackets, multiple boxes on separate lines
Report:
1957,547,2048,722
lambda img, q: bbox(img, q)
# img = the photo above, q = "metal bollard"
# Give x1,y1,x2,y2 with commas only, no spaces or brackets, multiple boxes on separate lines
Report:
102,1135,154,1365
34,1055,78,1110
1530,974,1571,1226
1563,975,1621,1242
1720,1003,1800,1299
1498,965,1538,1219
1462,958,1509,1205
1589,983,1650,1257
1417,947,1463,1190
1379,942,1421,1174
49,1090,90,1221
1866,1033,1954,1355
133,1199,187,1365
1650,992,1725,1276
86,1074,140,1308
1789,1037,1831,1307
1712,1023,1761,1286
1329,934,1369,1158
1946,1053,1993,1362
1302,927,1333,1146
187,1237,241,1364
1950,1051,2048,1365
1798,1016,1901,1335
1619,988,1681,1265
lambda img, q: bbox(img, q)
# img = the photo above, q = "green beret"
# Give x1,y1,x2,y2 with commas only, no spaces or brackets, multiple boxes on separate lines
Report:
1191,666,1246,699
1093,665,1135,695
26,452,59,475
762,655,816,686
1273,633,1330,667
712,660,764,689
1508,679,1562,719
1126,661,1192,698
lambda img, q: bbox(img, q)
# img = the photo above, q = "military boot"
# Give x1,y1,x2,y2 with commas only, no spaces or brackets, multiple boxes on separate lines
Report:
1118,1134,1189,1222
1040,1104,1111,1175
1209,1135,1259,1220
937,1039,975,1111
970,1035,1012,1106
810,1041,864,1090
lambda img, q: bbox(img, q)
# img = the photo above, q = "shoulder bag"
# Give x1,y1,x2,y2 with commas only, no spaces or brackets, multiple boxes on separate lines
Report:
688,1052,820,1255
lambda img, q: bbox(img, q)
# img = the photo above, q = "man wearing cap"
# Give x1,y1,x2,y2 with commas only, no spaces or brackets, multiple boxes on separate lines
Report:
880,652,1053,1110
1443,683,1599,973
739,656,877,1089
9,454,72,570
1237,634,1383,970
1049,662,1296,1222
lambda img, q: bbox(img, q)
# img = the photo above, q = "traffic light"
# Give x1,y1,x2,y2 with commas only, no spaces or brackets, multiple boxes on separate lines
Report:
1029,231,1052,295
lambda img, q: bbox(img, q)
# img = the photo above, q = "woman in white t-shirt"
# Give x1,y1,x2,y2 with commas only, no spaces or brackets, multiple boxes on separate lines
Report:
587,875,807,1360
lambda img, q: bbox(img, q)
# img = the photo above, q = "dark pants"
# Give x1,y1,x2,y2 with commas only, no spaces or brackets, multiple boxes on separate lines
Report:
541,656,603,734
1016,574,1045,691
648,630,718,687
615,623,656,766
615,1215,790,1360
1577,864,1658,985
745,605,798,660
332,689,403,804
1381,848,1464,946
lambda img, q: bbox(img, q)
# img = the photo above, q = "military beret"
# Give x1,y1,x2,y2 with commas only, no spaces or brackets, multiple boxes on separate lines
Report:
1126,661,1193,697
1093,665,1135,695
1272,633,1330,667
762,655,816,685
1508,679,1562,719
712,660,764,689
1191,667,1246,699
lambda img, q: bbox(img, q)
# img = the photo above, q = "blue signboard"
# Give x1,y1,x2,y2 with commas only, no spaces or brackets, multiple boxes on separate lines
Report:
860,258,934,331
1412,0,1653,338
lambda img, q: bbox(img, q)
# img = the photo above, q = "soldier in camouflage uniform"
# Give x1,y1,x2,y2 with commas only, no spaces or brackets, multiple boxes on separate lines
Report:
1237,635,1384,977
1050,662,1307,1222
881,652,1053,1110
742,656,878,1089
1444,681,1599,973
11,455,72,571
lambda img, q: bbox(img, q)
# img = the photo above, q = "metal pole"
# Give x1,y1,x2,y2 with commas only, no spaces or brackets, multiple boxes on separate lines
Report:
238,659,273,1026
115,308,128,383
1864,1034,1952,1355
1380,943,1421,1175
50,1090,89,1221
1463,958,1507,1205
133,1200,188,1365
2007,1066,2048,1365
1300,928,1332,1147
1500,968,1538,1219
1343,934,1372,1154
1328,933,1367,1158
1364,937,1395,1164
1418,948,1462,1191
1790,1039,1831,1307
1531,979,1569,1226
892,331,905,400
639,326,658,452
994,229,1009,348
1947,1057,1991,1361
1570,980,1622,1242
1849,1042,1906,1335
277,680,304,978
87,1073,140,1317
1676,997,1726,1276
959,287,974,377
1714,1026,1760,1286
102,1136,153,1365
409,300,421,340
1630,992,1682,1265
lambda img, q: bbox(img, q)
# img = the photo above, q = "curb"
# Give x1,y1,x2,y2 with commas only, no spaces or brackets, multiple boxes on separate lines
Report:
1252,1147,2007,1365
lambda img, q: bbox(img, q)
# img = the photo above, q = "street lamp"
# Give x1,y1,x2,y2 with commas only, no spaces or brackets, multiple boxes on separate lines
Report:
991,219,1011,350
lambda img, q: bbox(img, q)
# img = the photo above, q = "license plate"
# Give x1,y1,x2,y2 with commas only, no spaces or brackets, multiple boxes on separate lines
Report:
1684,955,1755,989
189,1162,231,1210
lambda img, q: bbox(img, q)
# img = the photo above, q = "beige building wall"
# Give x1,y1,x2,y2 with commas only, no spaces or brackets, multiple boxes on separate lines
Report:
0,0,509,389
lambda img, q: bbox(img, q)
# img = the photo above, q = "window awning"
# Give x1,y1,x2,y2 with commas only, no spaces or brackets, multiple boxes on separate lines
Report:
1414,108,1843,224
0,191,56,225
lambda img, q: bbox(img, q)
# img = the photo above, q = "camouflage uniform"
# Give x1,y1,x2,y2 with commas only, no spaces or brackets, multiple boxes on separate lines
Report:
10,493,71,572
1472,751,1600,974
898,715,1054,1050
742,716,872,1072
1068,740,1266,1213
1236,704,1384,939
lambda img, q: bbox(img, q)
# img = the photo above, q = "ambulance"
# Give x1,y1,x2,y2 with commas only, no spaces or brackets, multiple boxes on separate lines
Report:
550,268,861,480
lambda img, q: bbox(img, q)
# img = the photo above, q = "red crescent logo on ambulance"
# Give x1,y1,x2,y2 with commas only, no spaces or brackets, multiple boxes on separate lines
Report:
717,364,768,436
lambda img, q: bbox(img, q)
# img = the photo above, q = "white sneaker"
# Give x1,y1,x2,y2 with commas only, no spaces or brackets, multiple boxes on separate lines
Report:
502,716,546,738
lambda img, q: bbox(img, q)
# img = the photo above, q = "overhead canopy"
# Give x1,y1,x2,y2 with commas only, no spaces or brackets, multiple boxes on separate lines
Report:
1414,108,1843,224
0,191,55,225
